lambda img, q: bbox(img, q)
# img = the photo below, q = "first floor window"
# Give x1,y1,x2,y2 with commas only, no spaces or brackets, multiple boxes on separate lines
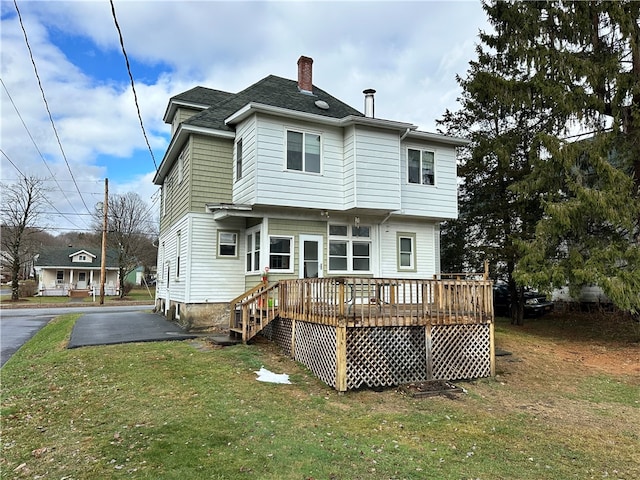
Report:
176,231,181,277
286,130,321,173
408,148,435,185
269,236,293,271
328,223,371,272
246,229,261,272
218,231,238,257
397,233,416,271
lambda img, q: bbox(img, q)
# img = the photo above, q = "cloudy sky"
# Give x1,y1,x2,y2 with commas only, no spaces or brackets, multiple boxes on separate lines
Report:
1,0,488,234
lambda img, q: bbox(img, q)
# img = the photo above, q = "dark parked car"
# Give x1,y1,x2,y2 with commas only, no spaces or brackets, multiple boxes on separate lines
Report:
493,283,554,318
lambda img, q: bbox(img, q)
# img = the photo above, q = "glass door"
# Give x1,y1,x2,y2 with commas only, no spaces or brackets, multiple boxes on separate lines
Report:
299,235,323,278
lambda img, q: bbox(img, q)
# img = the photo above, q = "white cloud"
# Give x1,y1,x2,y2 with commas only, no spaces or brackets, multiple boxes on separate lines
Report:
1,0,487,234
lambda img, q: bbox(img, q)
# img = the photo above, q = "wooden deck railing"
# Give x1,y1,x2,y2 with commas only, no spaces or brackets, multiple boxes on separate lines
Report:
231,276,493,342
278,277,493,327
229,281,279,342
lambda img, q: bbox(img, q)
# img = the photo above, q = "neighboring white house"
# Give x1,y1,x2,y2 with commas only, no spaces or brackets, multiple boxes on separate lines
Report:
34,247,119,296
154,56,468,330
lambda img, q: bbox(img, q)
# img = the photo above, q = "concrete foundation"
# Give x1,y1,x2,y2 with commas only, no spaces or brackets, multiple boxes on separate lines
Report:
155,299,230,332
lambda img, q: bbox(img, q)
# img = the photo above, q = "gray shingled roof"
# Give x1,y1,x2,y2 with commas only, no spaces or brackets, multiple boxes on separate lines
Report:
181,75,364,132
170,86,234,108
35,247,119,268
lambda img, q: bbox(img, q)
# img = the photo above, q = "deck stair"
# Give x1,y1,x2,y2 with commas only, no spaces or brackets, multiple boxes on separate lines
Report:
229,282,279,343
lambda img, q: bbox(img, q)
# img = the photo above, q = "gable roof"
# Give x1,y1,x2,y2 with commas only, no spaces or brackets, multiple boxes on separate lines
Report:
181,75,364,133
163,86,235,123
154,73,369,184
69,249,97,259
35,247,119,269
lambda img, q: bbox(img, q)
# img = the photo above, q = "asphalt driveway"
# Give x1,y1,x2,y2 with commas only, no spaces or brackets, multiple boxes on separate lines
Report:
68,311,197,349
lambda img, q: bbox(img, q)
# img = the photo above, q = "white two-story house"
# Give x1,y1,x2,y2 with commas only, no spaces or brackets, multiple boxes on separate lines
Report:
154,56,468,331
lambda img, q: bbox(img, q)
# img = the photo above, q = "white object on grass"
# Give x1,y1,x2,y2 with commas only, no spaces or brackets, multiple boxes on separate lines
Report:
254,366,291,384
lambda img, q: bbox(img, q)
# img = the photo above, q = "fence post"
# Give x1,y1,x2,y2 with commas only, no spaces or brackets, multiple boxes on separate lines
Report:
489,320,496,377
336,321,347,392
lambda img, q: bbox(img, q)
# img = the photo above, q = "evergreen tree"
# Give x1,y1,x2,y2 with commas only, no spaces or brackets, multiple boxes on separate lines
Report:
482,0,640,315
442,0,640,319
439,11,552,324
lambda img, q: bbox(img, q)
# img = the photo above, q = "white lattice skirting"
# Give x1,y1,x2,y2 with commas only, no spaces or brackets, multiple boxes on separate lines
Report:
263,319,492,391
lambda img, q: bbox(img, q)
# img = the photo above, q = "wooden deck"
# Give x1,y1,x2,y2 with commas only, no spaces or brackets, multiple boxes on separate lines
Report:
229,277,495,392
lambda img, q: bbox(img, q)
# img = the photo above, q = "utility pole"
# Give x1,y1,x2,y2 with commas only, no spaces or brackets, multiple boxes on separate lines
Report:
100,178,108,305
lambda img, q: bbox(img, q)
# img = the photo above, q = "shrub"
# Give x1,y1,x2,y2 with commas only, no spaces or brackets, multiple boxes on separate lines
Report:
121,281,134,296
18,280,38,298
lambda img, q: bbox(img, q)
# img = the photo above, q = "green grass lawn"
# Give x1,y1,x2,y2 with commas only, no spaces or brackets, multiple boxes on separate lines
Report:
0,286,155,305
1,313,638,479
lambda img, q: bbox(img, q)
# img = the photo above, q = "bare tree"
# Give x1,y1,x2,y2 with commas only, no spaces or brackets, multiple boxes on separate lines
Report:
93,192,157,298
0,176,47,300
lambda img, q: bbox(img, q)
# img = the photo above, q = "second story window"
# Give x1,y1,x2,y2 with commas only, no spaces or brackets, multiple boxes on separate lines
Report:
286,130,321,173
408,148,435,186
236,138,243,181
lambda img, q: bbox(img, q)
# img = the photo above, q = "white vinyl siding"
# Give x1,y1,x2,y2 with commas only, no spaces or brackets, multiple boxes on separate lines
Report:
379,221,438,278
343,125,356,209
353,126,401,210
401,142,458,219
247,114,345,210
233,116,257,204
156,213,246,304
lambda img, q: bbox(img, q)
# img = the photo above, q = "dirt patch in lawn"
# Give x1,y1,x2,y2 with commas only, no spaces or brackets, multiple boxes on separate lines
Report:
479,312,640,444
496,311,640,378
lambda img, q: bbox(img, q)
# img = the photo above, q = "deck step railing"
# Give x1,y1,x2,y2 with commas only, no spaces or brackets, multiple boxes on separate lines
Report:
229,282,280,342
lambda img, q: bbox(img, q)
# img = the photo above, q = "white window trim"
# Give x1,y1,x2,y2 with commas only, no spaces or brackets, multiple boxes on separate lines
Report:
235,138,243,181
397,232,417,272
175,231,181,280
268,235,294,273
217,230,239,258
407,147,436,186
245,226,262,274
284,127,323,175
328,223,372,274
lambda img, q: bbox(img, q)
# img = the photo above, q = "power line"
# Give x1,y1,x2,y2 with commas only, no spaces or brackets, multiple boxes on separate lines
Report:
13,0,92,217
1,77,83,218
109,0,158,172
0,148,86,231
0,147,26,178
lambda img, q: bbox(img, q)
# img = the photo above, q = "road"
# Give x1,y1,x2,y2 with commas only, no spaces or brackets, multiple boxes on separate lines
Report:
0,304,153,367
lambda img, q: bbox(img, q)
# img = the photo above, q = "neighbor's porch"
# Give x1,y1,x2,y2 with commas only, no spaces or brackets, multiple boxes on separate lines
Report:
230,276,495,392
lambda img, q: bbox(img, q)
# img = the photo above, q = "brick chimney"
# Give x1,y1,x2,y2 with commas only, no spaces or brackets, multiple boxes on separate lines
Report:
297,56,313,94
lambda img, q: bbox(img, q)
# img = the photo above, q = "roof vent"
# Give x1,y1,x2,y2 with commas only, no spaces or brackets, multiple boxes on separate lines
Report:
314,100,329,110
363,88,376,118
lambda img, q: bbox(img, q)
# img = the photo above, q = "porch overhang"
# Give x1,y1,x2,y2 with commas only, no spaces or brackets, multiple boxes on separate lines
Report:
206,203,254,221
